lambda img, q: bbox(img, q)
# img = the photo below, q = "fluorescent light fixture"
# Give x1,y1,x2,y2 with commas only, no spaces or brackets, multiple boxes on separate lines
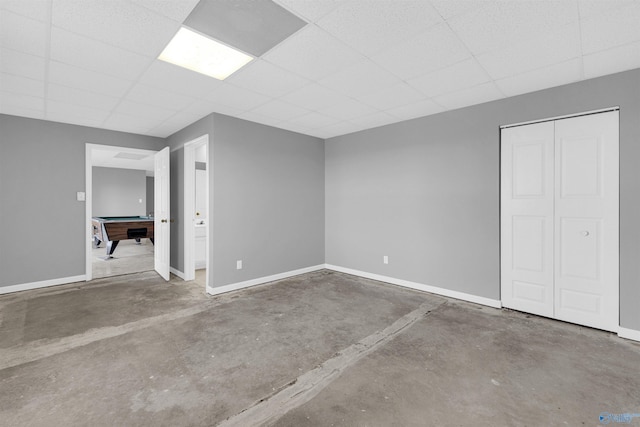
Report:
158,27,253,80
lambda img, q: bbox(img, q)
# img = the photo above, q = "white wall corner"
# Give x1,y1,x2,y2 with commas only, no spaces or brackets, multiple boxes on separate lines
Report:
324,264,502,309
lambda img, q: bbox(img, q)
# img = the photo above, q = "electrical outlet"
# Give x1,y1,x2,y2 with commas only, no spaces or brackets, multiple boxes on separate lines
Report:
236,260,242,270
383,255,389,264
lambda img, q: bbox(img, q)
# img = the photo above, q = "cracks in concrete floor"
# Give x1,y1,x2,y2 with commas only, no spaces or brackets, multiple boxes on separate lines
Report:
218,299,448,427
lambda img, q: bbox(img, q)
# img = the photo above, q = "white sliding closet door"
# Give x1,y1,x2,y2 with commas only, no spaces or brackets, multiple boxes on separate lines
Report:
501,111,619,332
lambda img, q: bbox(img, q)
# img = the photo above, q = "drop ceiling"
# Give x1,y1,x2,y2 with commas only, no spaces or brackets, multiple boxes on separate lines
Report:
1,0,640,139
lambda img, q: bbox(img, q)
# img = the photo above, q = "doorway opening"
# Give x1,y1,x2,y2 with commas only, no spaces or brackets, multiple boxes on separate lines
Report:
85,144,170,282
183,135,210,290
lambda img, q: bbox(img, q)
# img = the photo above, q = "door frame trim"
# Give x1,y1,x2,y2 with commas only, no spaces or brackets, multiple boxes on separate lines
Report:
500,106,619,129
183,134,210,288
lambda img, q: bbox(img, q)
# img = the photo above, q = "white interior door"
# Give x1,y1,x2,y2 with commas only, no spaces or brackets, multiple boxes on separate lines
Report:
501,121,555,318
154,147,170,281
554,112,619,331
501,111,619,332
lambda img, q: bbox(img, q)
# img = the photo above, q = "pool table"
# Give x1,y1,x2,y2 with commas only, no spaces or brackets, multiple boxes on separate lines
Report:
92,216,154,258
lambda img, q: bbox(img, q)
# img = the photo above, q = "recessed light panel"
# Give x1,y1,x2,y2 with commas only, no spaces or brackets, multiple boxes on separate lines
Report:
158,27,253,80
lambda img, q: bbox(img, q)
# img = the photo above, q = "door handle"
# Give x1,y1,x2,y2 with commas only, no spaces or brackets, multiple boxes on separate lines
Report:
582,231,590,237
161,219,167,223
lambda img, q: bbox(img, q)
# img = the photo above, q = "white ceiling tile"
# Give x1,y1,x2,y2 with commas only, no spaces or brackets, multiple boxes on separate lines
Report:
50,27,154,81
316,97,378,121
349,111,399,128
103,112,162,134
44,111,104,129
114,99,176,121
226,60,311,98
0,90,45,111
0,48,46,80
433,82,504,110
46,99,111,124
495,59,583,97
386,99,444,121
581,3,640,54
317,0,443,55
125,83,197,111
280,83,349,111
137,61,224,99
448,0,579,55
407,58,490,97
48,61,133,98
237,110,283,127
273,0,344,22
52,0,180,56
0,10,48,57
0,0,51,22
182,99,244,119
131,0,199,22
356,82,426,111
47,83,121,111
370,23,472,80
312,120,360,138
0,103,45,119
262,25,364,81
148,110,205,137
0,73,44,98
577,0,637,20
318,58,401,99
292,111,342,129
249,99,311,121
583,40,640,79
476,23,581,80
429,0,487,20
207,84,270,112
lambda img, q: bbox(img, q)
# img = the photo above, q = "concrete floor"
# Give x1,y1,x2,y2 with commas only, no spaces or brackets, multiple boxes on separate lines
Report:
1,270,638,426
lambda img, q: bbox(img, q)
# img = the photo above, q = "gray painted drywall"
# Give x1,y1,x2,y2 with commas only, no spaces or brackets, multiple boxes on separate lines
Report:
146,177,154,215
92,167,146,217
210,114,325,287
165,113,325,288
0,114,165,288
325,68,640,331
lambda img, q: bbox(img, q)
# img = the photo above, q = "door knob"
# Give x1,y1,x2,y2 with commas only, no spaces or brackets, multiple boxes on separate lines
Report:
582,231,590,237
161,219,167,223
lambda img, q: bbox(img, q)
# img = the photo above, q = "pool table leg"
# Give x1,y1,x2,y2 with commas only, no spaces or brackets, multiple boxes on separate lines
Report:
106,240,119,257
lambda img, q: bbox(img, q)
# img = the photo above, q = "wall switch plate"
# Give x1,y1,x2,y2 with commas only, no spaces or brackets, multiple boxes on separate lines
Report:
383,255,389,264
236,260,242,270
77,191,85,202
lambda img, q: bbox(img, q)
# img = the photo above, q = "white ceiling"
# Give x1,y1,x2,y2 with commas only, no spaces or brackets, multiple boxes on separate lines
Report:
1,0,640,140
92,147,155,174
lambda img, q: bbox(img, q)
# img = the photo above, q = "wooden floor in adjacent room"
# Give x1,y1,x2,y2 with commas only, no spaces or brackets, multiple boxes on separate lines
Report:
1,270,639,426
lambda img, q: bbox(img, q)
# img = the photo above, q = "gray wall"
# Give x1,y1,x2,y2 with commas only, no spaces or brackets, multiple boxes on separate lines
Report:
146,177,154,215
165,113,325,288
325,68,640,331
0,114,164,288
92,167,146,217
211,114,325,287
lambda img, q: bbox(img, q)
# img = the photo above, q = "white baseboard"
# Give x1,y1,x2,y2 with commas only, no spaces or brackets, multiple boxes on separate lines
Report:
170,267,185,280
0,275,87,295
206,264,325,296
324,264,502,309
618,326,640,342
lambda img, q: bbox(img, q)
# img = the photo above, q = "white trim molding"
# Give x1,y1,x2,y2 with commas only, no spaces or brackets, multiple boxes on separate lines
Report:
0,275,86,295
170,267,185,280
206,265,325,296
618,327,640,342
324,264,503,308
